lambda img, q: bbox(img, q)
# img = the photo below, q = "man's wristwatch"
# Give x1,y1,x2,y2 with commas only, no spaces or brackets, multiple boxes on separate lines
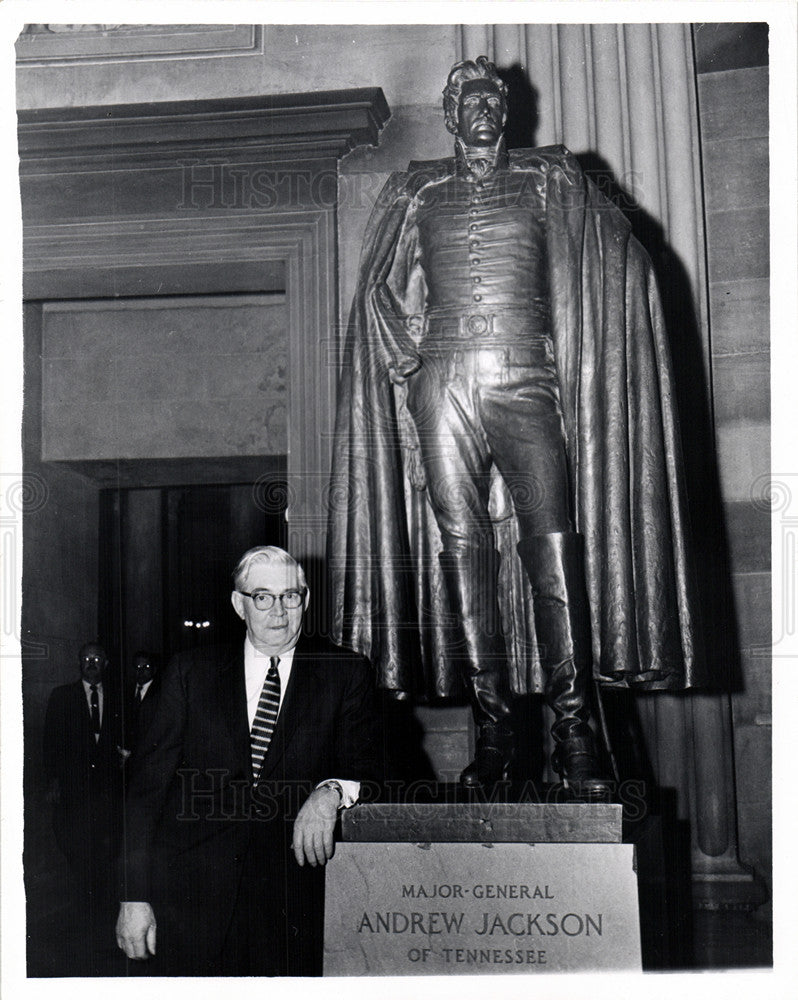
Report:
318,780,344,804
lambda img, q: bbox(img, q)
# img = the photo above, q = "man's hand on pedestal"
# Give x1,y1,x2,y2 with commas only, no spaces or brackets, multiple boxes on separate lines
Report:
116,901,157,959
292,784,342,867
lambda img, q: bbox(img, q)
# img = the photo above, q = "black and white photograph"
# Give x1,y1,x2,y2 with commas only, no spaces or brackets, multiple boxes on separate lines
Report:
1,3,795,997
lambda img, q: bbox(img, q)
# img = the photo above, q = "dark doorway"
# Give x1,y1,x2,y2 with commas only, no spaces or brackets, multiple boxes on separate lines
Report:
99,478,287,682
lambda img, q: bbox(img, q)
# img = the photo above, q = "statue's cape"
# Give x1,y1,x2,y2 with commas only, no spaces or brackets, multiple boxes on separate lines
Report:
328,145,707,697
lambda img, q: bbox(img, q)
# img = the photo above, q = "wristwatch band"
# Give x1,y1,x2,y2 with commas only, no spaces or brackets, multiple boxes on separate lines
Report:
318,779,344,803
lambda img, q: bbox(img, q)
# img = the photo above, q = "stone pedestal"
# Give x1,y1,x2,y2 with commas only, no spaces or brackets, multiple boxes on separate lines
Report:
324,803,642,975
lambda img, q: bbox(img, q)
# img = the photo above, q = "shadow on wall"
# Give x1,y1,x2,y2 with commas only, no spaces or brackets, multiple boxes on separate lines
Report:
497,59,740,698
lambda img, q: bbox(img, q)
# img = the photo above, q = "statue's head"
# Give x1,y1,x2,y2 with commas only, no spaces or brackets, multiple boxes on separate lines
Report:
443,55,508,146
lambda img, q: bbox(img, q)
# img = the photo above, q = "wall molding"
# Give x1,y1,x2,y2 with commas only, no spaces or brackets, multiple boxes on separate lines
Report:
16,24,264,66
18,89,391,171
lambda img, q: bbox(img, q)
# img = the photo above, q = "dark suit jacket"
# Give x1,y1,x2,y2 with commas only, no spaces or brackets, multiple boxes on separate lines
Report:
122,633,379,974
43,679,125,868
125,673,163,753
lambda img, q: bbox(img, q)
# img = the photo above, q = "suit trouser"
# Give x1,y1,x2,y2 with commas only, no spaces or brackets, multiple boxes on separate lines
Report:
223,818,324,976
148,818,324,977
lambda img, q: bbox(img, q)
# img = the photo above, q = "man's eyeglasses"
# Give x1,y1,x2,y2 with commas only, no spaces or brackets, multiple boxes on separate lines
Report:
237,589,306,611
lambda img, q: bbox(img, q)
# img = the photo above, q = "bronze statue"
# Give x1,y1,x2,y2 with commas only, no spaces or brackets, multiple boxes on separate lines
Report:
329,56,706,793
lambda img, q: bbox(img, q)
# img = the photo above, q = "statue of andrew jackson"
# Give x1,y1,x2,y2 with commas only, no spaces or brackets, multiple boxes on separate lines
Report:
329,56,705,794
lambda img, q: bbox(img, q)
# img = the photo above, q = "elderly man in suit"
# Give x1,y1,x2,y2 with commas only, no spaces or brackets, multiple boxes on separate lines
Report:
115,546,379,976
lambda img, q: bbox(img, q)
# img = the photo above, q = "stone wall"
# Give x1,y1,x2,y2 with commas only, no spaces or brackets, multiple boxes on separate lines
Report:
40,296,288,461
15,24,459,111
696,46,771,897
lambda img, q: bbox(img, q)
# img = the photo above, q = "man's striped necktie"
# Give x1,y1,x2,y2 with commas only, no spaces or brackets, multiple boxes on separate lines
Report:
250,656,280,777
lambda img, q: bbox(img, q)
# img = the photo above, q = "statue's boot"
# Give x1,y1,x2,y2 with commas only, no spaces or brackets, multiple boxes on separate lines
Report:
516,532,612,800
439,546,513,788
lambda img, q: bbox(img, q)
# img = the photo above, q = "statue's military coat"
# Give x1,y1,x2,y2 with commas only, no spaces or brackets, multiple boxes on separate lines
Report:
328,146,706,698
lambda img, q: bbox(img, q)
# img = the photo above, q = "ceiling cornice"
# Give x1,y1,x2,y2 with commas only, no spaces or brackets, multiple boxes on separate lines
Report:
17,88,391,172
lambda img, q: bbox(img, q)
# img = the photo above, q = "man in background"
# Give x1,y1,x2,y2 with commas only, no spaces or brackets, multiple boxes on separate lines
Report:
126,649,161,750
43,642,126,965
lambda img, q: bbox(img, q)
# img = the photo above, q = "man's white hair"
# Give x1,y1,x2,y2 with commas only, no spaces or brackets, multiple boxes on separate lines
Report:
232,546,307,591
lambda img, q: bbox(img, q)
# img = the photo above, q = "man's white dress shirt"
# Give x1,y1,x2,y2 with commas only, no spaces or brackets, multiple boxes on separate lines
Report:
243,637,359,807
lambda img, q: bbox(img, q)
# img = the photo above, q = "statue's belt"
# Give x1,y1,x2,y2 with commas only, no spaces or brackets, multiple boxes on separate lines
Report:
419,308,551,347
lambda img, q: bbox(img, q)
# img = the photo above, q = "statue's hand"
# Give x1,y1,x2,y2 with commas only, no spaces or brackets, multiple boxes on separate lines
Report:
389,355,422,386
404,313,426,342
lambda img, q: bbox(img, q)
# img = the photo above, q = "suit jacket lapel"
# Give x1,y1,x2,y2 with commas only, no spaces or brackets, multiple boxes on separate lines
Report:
217,644,252,777
75,681,96,753
257,635,320,781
